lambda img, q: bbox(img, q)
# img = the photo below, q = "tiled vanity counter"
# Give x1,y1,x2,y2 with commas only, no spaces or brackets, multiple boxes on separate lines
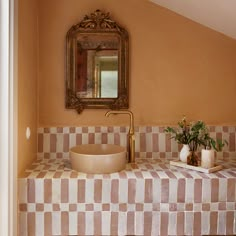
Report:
18,159,236,236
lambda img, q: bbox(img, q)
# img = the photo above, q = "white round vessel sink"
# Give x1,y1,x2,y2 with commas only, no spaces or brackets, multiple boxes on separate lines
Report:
69,144,127,174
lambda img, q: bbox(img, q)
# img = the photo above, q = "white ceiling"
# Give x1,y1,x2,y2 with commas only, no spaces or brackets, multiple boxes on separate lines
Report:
150,0,236,40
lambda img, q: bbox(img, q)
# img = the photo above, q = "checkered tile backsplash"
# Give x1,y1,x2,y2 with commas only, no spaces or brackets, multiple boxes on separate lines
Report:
37,126,236,160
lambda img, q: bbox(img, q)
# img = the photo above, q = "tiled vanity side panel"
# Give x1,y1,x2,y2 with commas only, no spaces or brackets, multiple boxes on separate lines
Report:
18,177,236,235
37,126,236,160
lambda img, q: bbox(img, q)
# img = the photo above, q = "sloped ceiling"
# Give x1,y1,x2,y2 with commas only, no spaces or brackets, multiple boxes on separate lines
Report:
150,0,236,40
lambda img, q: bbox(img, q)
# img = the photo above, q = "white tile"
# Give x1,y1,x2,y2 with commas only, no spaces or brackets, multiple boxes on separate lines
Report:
168,212,177,236
219,178,227,201
35,179,44,203
52,212,61,236
152,179,161,202
69,179,78,203
152,212,160,235
56,134,64,152
135,212,144,236
185,212,193,235
169,179,177,203
43,134,50,153
35,212,44,236
51,179,61,203
202,179,211,202
118,212,127,235
218,211,226,235
69,133,76,148
118,179,128,203
102,212,111,235
85,212,94,235
201,212,210,235
69,212,78,236
135,179,144,203
85,179,94,203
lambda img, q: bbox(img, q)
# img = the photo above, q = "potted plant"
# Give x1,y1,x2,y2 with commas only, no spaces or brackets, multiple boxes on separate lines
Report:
165,117,190,162
199,130,228,168
166,117,228,167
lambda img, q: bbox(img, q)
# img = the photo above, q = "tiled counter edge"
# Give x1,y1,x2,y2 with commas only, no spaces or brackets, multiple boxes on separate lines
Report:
18,159,236,236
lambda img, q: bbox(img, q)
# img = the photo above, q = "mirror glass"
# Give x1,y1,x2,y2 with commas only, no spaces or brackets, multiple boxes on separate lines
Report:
66,10,129,113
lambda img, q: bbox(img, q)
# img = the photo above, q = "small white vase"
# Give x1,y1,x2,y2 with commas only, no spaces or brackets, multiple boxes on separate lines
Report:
201,149,215,168
179,144,190,162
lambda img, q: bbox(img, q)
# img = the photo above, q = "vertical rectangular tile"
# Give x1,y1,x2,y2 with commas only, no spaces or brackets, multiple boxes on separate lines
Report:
135,212,144,235
226,211,234,235
161,179,169,203
201,212,210,235
140,133,146,152
19,212,27,236
35,212,44,236
77,179,85,203
217,211,226,235
44,212,52,236
27,212,35,236
165,134,171,152
152,212,160,236
229,133,235,151
168,212,177,236
69,179,78,203
211,179,219,202
102,212,111,235
185,212,193,235
209,211,218,235
144,212,152,235
128,179,136,203
119,179,128,203
44,179,52,203
61,212,69,236
145,179,153,203
94,212,102,236
193,212,201,235
227,179,235,201
177,212,185,236
110,212,118,235
61,179,69,203
152,133,159,152
160,212,168,236
76,133,82,145
94,179,102,203
27,179,35,203
127,212,135,236
63,133,69,152
177,179,185,203
194,179,202,203
38,133,43,152
111,179,119,203
77,212,85,236
135,179,144,203
50,134,56,152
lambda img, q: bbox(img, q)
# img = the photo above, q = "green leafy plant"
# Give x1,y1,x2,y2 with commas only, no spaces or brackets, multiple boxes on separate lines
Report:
165,117,228,152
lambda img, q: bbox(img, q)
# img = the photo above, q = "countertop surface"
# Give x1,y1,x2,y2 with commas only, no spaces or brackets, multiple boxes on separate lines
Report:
20,158,236,179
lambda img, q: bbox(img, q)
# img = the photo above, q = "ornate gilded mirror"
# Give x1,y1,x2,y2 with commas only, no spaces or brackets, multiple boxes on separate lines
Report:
65,10,129,113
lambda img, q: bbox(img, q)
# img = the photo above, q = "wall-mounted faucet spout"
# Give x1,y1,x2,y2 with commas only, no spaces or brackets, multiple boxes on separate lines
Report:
105,110,135,163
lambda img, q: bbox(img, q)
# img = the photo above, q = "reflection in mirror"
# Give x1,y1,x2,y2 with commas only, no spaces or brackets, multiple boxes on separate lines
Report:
66,9,129,113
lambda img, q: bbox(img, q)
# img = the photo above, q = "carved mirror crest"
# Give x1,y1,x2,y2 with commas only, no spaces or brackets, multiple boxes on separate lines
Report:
65,9,129,113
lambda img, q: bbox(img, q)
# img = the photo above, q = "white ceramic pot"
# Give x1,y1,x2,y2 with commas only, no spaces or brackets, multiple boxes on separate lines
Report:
179,144,190,162
201,149,215,168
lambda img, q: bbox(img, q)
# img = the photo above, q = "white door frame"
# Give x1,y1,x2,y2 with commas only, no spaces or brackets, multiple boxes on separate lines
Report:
0,0,18,235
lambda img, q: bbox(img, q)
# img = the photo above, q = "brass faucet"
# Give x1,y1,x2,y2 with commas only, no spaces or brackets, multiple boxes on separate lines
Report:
105,110,135,163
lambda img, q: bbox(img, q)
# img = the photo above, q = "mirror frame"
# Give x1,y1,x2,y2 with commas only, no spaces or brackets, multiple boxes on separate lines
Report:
65,9,129,113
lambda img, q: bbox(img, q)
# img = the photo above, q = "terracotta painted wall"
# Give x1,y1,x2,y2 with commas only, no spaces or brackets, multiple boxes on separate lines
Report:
38,0,236,127
18,0,38,175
